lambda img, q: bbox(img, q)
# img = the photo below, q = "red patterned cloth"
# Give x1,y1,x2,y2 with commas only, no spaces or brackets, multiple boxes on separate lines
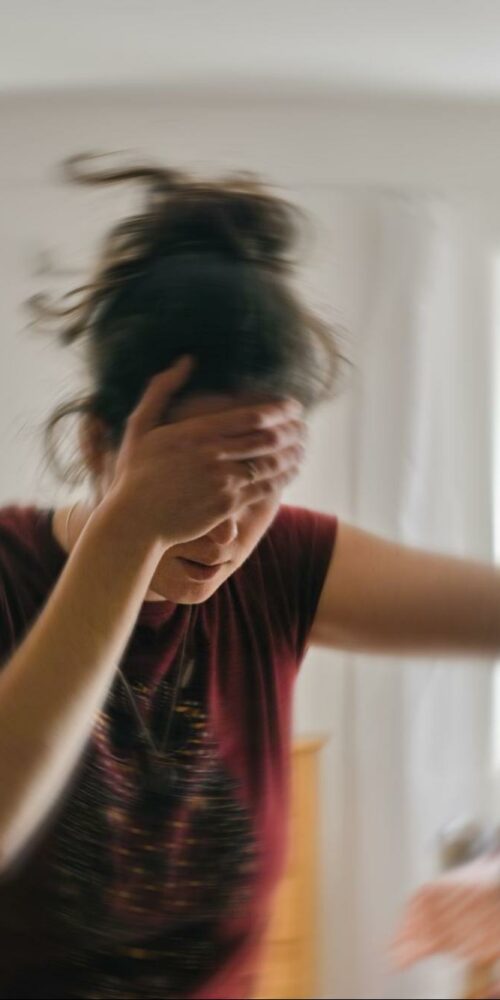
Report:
391,854,500,968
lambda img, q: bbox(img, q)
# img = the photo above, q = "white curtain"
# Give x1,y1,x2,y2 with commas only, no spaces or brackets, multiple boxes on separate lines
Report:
347,192,496,999
295,190,496,1000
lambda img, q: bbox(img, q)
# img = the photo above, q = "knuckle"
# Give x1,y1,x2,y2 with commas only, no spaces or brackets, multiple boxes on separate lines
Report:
220,471,235,492
250,412,267,431
218,479,235,502
264,427,280,448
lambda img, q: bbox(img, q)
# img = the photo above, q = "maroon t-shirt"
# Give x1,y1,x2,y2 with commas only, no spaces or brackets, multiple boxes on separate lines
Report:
0,502,337,999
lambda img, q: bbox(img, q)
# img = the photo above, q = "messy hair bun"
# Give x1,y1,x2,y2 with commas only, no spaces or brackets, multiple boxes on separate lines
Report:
30,152,350,486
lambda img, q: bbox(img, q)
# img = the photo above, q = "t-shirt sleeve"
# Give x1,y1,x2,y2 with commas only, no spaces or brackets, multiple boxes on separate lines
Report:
267,504,338,664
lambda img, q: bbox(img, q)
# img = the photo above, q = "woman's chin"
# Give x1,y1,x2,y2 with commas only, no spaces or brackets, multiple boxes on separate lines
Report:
145,574,224,605
145,551,237,605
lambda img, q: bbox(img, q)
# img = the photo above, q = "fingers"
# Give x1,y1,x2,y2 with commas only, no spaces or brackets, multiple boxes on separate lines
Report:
153,397,305,460
125,357,196,441
216,443,303,521
193,398,303,440
214,420,307,460
238,461,302,508
226,443,304,485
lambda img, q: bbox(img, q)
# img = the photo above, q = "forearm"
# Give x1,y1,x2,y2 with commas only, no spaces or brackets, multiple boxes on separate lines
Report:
313,521,500,658
0,490,165,871
353,549,500,658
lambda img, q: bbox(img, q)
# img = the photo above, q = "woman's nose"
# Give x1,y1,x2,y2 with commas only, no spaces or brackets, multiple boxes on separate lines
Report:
206,517,239,546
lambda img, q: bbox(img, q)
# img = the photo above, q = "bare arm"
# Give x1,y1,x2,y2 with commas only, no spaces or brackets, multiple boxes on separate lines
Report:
0,357,304,875
311,520,500,657
0,492,165,873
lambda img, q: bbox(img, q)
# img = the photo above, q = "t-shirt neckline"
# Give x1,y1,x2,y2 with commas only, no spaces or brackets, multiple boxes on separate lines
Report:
39,506,180,627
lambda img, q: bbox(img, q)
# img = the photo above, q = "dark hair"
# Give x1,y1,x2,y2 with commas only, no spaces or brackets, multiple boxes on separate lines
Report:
30,152,351,486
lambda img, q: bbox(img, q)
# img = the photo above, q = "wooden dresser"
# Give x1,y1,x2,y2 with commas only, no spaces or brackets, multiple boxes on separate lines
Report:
252,738,325,1000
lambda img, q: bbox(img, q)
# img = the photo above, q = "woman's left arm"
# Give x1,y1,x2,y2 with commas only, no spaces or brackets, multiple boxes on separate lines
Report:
310,520,500,657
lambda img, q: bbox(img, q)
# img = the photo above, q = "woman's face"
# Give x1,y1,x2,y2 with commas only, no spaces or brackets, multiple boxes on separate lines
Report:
98,392,289,605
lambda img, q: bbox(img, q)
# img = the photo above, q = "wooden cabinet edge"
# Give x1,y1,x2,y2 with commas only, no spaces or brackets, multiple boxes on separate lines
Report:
251,737,327,1000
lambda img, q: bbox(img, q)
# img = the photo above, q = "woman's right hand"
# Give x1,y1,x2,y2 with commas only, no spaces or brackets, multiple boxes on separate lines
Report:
106,356,306,548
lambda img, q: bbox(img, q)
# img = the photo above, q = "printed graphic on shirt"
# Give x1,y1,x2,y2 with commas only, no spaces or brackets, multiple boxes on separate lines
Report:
45,674,259,999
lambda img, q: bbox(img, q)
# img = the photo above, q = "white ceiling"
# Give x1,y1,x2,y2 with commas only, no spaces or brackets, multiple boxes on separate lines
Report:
2,0,500,101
